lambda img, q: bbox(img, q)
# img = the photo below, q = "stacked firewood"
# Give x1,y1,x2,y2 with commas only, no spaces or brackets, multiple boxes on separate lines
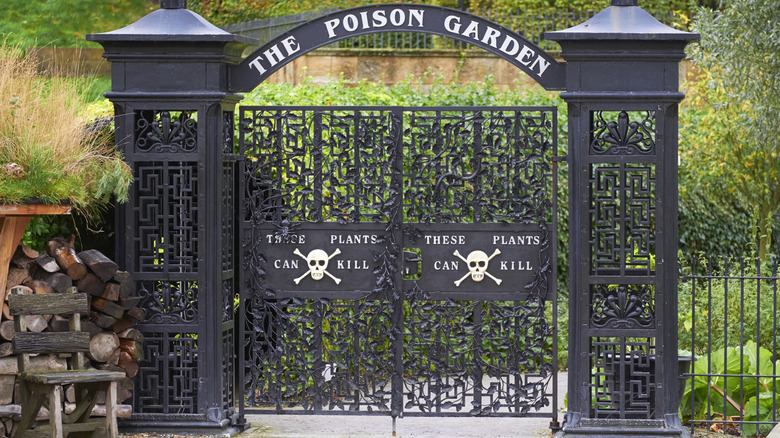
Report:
0,237,141,436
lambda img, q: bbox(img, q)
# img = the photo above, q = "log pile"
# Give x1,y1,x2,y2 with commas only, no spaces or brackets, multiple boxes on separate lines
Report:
0,237,141,436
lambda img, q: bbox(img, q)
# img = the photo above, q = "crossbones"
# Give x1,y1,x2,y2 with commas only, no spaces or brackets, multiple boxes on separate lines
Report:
293,248,342,284
453,249,502,287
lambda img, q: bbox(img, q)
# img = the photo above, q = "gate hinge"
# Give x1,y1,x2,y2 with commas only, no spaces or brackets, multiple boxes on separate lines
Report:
551,155,568,162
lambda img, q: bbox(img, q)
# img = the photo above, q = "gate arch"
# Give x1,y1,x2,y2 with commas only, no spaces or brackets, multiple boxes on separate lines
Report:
229,4,565,91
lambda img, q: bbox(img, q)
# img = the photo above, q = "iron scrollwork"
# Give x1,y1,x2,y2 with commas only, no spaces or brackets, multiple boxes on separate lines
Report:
239,106,557,417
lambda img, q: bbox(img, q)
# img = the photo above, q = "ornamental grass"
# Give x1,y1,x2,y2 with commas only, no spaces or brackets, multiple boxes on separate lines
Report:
0,43,131,215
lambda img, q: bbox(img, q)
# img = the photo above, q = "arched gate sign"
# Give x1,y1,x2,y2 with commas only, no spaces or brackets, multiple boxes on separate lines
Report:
88,1,697,437
230,4,565,91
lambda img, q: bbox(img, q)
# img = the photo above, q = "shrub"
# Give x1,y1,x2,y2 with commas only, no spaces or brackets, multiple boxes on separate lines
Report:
678,257,780,356
680,341,780,437
0,44,131,216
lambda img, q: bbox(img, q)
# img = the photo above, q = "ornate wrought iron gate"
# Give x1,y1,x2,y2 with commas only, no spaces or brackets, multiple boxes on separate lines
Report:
237,106,558,419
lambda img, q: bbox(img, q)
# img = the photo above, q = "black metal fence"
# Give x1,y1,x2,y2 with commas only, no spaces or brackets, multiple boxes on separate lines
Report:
679,256,780,436
337,9,683,52
224,9,687,52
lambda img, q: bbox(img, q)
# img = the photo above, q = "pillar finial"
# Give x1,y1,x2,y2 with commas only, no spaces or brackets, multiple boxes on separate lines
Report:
161,0,186,8
611,0,638,5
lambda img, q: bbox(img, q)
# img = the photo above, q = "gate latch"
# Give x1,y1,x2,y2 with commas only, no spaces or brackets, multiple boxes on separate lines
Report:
403,250,422,279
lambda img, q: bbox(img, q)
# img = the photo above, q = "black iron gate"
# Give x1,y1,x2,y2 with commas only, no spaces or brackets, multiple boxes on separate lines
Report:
237,106,558,420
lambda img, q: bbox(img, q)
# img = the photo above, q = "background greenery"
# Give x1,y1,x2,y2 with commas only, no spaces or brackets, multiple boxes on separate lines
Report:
4,0,779,399
0,0,155,48
0,0,711,48
188,0,704,27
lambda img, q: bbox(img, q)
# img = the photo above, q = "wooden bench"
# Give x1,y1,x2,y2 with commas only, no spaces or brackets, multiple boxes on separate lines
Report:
9,286,126,438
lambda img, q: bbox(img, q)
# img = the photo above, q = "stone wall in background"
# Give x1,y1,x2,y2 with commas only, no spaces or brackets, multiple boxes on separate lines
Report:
31,46,692,90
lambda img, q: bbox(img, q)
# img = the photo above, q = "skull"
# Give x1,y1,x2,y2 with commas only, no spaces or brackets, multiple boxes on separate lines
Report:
466,251,489,282
306,249,329,280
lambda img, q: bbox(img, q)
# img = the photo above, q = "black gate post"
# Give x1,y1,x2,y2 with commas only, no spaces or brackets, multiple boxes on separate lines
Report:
87,1,255,434
546,1,697,436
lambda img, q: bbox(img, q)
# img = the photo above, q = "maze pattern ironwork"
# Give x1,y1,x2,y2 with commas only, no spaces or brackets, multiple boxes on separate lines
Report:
585,110,660,420
238,106,557,417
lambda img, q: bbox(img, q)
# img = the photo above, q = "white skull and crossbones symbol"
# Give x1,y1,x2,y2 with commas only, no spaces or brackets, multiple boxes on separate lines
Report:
293,248,342,284
453,249,502,287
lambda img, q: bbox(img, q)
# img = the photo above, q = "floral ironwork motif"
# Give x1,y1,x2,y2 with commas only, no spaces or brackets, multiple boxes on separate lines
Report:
137,280,198,324
223,111,235,154
590,284,654,329
239,106,556,416
135,110,197,153
590,111,655,155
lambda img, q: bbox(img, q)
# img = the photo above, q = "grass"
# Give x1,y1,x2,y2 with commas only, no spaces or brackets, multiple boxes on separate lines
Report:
0,43,131,216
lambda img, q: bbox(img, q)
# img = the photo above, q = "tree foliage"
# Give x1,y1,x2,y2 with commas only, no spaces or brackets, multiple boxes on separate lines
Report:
188,0,701,26
0,0,155,48
682,0,780,260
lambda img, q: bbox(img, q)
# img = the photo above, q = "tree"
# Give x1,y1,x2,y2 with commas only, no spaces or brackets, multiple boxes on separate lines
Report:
683,0,780,261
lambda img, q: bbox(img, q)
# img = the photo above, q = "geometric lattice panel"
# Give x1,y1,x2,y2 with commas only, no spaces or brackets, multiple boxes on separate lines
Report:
133,161,199,273
589,163,655,276
590,337,656,419
135,331,199,415
221,162,236,272
222,325,236,414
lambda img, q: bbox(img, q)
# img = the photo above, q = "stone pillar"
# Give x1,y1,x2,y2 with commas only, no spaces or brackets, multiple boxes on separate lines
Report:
546,1,697,436
87,1,255,434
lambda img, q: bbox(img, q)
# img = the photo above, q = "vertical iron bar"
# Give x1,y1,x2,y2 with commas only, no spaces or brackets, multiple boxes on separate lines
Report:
313,110,325,413
276,110,287,223
754,255,761,433
352,300,360,408
550,105,559,429
739,256,745,434
620,162,627,277
236,107,247,423
618,337,626,418
313,110,323,221
390,107,405,420
473,302,484,411
353,109,362,220
706,258,713,426
755,258,769,430
473,110,483,222
722,258,729,427
688,256,696,434
313,301,324,412
774,261,778,424
523,12,527,46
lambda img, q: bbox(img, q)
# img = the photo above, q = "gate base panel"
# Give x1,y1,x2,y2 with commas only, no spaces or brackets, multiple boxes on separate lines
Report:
119,419,249,437
558,419,690,438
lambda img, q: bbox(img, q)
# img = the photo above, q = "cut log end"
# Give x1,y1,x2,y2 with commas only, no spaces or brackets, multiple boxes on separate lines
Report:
88,332,120,363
